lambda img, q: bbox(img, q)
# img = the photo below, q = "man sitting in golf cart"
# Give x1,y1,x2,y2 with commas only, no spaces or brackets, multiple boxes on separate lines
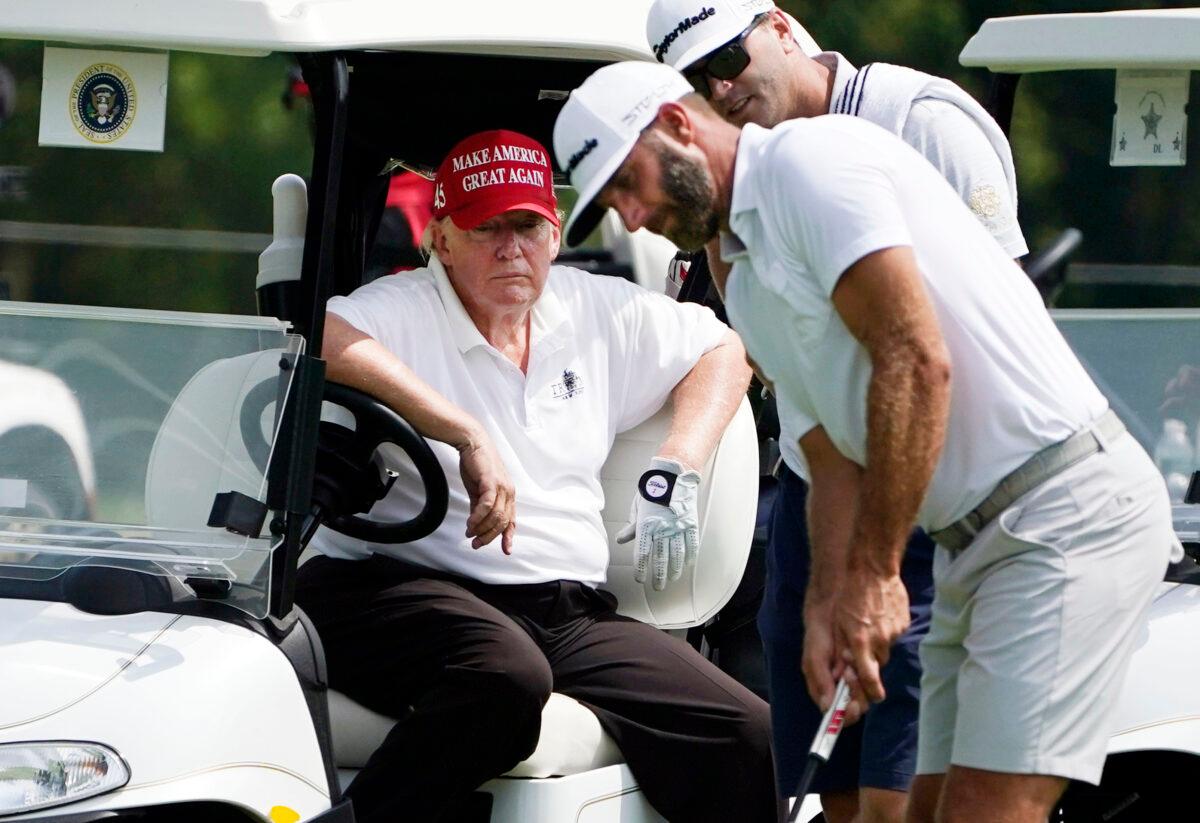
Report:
298,129,778,823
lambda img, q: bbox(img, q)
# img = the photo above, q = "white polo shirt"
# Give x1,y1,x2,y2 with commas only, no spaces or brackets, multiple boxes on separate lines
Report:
313,256,728,584
723,118,1107,531
778,52,1030,478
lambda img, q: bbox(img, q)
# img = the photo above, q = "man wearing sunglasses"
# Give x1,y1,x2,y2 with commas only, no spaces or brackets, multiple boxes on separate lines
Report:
645,2,1029,822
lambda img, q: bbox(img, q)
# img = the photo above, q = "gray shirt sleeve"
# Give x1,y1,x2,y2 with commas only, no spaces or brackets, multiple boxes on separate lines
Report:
902,97,1029,259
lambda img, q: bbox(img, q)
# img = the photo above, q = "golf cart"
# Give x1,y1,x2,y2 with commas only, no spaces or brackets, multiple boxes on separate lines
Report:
0,1,758,821
960,8,1200,818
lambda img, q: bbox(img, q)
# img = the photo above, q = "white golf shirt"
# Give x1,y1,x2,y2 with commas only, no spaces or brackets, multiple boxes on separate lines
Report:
778,51,1030,478
314,257,728,584
723,118,1107,531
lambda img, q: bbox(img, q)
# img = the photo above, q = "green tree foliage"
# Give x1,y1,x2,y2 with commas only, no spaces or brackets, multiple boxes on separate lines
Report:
3,3,1199,312
0,45,312,312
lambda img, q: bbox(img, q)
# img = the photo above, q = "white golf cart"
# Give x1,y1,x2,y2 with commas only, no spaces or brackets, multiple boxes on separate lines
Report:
0,2,761,822
959,9,1200,818
3,1,1198,821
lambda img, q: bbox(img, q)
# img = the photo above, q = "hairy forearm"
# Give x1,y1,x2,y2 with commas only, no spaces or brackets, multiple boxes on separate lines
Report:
324,313,485,452
854,337,951,575
805,465,862,606
659,329,752,471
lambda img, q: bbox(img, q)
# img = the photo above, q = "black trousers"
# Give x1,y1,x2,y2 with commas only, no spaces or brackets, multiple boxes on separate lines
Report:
296,554,782,823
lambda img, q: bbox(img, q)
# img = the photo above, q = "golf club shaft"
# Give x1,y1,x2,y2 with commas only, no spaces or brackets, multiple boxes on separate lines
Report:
786,678,852,822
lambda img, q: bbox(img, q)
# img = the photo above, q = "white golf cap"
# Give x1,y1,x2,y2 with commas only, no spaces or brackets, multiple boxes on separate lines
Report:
553,61,693,247
645,0,821,69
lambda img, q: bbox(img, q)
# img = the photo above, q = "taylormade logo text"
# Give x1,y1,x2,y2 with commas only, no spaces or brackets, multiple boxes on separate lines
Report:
653,6,717,61
565,138,598,177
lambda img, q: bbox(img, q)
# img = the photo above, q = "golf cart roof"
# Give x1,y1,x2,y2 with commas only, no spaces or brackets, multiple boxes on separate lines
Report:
0,0,655,61
960,8,1200,73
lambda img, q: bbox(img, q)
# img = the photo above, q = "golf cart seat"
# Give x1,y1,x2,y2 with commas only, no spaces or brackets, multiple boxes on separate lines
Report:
328,396,759,818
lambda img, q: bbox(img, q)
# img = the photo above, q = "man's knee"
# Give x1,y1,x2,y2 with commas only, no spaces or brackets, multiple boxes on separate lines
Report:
905,774,941,823
695,694,776,816
818,789,858,823
735,693,774,758
858,786,907,823
488,653,553,747
446,635,553,767
936,767,1066,823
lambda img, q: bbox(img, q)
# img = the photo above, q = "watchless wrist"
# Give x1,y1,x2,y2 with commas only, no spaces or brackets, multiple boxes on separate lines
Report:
454,421,488,454
846,553,902,580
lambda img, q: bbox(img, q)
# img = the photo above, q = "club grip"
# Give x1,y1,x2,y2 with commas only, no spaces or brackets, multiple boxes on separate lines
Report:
810,678,852,762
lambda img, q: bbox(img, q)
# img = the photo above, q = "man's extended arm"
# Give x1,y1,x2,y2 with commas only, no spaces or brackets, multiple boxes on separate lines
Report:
828,245,952,701
658,327,752,470
323,312,516,553
798,424,865,717
616,326,751,590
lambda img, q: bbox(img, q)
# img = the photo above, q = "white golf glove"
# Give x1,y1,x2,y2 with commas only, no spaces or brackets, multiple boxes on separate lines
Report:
615,457,701,591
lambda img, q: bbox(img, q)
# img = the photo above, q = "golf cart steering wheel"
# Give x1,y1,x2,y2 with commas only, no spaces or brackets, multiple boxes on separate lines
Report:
317,382,449,544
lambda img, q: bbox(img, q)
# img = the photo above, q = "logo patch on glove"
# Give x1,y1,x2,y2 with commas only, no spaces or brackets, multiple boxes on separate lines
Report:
639,469,677,502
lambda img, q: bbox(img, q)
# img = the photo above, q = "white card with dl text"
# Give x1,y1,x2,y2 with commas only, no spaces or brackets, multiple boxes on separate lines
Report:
1111,69,1189,167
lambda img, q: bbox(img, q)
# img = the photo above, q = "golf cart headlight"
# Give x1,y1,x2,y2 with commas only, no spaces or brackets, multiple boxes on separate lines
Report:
0,742,129,814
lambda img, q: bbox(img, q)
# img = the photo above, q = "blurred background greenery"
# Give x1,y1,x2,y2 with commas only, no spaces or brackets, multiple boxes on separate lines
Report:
783,0,1200,307
0,1,1198,313
0,47,313,314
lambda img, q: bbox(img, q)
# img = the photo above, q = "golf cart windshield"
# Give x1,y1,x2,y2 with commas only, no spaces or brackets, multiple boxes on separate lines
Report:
1053,310,1200,502
0,301,301,618
956,11,1200,505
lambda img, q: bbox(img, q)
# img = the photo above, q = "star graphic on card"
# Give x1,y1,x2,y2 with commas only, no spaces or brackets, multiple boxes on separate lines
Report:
1142,102,1162,139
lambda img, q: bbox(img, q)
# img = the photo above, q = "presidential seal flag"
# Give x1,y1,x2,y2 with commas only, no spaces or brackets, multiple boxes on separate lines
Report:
39,48,168,152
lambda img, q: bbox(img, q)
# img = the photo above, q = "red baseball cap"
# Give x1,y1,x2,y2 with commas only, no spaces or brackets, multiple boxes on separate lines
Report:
432,129,559,230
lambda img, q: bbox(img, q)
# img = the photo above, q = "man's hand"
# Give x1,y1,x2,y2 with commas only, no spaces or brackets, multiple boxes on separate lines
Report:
458,432,516,554
834,569,909,706
802,597,867,726
616,457,701,590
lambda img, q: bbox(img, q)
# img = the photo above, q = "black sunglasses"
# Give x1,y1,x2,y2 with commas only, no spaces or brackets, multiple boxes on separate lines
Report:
682,13,770,98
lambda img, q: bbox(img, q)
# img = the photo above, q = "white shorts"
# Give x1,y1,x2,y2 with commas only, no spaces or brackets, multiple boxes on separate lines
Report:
916,430,1173,784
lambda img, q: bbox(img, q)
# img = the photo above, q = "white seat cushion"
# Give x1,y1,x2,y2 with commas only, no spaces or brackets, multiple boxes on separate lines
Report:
328,689,623,778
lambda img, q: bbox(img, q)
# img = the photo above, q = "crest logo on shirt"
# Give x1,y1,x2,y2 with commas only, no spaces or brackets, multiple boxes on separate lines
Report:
550,368,584,400
968,184,1000,219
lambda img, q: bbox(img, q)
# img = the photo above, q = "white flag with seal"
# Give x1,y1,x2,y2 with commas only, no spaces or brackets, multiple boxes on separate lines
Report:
38,47,169,152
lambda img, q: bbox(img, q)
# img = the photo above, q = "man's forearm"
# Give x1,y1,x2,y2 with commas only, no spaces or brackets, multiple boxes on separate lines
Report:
805,466,862,606
324,313,485,452
658,329,752,470
830,246,953,577
854,342,950,574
